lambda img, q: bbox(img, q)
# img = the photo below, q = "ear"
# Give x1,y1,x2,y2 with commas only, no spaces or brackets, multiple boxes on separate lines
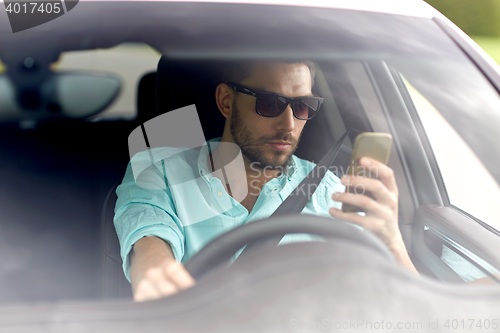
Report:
215,83,234,119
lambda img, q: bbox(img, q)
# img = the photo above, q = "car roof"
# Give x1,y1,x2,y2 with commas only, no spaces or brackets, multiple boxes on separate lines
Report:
0,0,442,53
80,0,438,18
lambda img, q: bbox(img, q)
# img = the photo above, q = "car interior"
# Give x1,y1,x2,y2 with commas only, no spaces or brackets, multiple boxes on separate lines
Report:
3,44,500,305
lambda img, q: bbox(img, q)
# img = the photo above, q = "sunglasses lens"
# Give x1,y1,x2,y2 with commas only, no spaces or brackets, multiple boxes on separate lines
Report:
256,92,321,119
294,98,320,119
256,94,283,117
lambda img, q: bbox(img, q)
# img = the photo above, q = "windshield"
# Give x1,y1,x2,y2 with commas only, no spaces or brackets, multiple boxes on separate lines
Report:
1,1,500,307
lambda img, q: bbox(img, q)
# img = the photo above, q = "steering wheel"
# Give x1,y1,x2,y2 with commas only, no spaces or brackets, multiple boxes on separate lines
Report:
184,214,394,279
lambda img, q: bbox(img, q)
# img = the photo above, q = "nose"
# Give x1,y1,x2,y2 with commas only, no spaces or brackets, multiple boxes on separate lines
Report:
275,103,296,132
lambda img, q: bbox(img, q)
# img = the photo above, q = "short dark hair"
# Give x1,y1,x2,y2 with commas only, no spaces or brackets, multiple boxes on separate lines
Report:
221,60,316,87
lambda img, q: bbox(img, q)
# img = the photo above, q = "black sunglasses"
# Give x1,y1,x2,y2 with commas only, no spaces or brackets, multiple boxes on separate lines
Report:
227,82,323,120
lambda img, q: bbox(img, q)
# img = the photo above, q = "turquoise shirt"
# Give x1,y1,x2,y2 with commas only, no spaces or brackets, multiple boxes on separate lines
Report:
114,138,344,280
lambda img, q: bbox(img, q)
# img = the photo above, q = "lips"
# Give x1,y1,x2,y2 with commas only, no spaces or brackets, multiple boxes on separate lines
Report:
267,141,292,151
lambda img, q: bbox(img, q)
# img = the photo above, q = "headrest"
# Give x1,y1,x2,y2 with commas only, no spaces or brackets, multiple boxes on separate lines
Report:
156,57,226,141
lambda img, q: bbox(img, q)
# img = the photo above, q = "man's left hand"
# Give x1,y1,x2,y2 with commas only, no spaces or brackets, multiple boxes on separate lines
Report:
329,157,418,273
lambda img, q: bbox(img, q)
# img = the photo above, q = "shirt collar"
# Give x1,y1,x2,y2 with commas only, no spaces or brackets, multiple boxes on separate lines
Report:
198,137,221,182
282,156,297,180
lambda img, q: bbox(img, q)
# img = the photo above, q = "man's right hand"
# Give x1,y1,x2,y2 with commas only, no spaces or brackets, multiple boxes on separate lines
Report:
130,236,195,302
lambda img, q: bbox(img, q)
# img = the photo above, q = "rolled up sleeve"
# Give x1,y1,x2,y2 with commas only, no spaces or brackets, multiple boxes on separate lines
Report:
114,156,185,282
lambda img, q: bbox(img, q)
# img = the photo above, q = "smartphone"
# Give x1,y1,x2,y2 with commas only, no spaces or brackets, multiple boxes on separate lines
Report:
342,132,393,213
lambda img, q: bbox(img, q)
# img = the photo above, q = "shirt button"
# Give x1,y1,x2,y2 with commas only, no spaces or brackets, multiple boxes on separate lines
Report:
218,191,223,197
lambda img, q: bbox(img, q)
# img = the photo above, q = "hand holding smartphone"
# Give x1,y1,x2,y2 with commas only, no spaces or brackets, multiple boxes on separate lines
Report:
341,132,393,213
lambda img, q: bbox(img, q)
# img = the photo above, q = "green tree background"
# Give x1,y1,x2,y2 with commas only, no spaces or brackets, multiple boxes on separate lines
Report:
425,0,500,62
426,0,500,36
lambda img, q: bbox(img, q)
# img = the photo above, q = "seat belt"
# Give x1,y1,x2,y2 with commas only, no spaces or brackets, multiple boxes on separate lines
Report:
238,127,352,257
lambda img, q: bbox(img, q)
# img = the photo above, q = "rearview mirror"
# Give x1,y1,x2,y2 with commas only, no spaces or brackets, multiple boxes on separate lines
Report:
0,72,121,122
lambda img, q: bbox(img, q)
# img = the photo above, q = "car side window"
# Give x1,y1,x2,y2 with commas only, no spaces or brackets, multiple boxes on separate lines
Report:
440,245,488,282
405,80,500,231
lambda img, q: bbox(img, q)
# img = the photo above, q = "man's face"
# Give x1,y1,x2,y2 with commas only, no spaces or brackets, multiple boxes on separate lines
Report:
229,62,312,170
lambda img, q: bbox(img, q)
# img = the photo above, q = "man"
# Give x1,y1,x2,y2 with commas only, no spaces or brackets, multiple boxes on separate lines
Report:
114,60,417,302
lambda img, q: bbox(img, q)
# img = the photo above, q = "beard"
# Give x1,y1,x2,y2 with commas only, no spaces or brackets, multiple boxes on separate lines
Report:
230,101,301,170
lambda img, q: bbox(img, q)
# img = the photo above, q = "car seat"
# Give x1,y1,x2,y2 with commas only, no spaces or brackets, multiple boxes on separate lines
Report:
155,58,226,141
